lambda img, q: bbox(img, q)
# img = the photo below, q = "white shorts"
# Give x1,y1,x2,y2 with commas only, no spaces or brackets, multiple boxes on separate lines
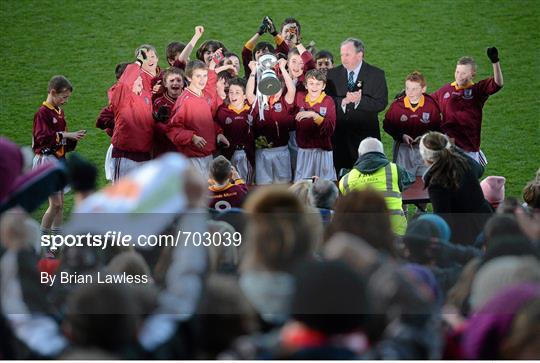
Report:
288,131,298,176
394,142,427,177
231,150,254,184
189,155,213,179
113,157,144,183
294,148,337,181
104,144,114,181
255,146,292,185
464,150,488,166
32,154,58,169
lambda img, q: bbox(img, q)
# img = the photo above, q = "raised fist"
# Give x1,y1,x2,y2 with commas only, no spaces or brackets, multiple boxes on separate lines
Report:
265,16,277,36
195,25,204,37
257,18,267,35
487,47,499,63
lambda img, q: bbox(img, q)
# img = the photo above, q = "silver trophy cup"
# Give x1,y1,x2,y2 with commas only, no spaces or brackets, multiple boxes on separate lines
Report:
257,54,281,96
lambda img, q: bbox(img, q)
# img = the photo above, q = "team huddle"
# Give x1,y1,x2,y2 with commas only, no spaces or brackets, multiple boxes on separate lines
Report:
31,16,503,224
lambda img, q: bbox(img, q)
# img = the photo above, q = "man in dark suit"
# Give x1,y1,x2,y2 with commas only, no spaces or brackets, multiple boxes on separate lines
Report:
326,38,388,175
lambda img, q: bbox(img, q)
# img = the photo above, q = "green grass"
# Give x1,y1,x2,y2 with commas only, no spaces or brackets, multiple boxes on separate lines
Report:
1,0,539,218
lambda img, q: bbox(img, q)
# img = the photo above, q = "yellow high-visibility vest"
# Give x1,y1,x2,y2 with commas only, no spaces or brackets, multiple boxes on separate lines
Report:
339,163,407,235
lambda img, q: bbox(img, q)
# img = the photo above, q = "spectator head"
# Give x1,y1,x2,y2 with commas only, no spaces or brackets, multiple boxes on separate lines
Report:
340,38,364,72
523,181,540,210
290,260,369,335
484,214,525,242
417,213,451,243
481,176,506,209
403,219,442,265
358,137,384,156
65,284,140,352
309,179,339,210
243,186,313,272
328,189,396,257
289,180,313,207
470,256,540,311
107,251,151,277
210,156,232,185
420,131,469,190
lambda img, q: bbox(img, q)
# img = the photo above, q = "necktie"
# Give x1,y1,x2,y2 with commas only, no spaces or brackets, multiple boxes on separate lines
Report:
347,71,355,91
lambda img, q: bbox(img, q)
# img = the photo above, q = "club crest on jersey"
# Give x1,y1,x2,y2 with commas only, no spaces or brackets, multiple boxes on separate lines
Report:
225,117,232,125
274,103,282,112
52,117,58,124
421,112,430,123
444,92,450,99
144,97,150,105
463,88,473,99
400,114,408,122
320,107,327,116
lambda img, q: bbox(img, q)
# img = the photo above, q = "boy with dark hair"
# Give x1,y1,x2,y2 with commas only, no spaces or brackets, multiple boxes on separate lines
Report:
166,58,230,177
216,77,256,184
196,39,227,65
383,71,441,177
293,69,337,181
208,156,248,210
431,48,503,166
315,50,334,74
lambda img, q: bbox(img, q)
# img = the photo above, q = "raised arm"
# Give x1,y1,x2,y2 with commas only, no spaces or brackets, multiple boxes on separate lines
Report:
246,61,257,105
487,47,503,87
279,58,296,105
177,26,204,64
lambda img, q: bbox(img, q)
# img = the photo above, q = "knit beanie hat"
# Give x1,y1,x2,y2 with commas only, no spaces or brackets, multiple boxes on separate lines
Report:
470,255,540,311
480,176,506,207
417,213,451,243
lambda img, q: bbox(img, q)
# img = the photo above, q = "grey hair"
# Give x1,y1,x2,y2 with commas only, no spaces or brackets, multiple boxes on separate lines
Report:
134,44,157,58
341,38,365,54
309,180,339,210
358,137,383,156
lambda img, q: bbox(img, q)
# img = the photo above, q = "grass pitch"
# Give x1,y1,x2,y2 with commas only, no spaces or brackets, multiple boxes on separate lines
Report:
1,0,539,217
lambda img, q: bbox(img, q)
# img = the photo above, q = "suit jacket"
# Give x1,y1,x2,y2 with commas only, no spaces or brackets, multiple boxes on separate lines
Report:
326,62,388,172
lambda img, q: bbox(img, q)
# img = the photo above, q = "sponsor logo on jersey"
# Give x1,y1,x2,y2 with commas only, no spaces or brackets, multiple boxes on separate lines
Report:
421,112,431,123
144,97,150,105
444,92,450,99
400,114,408,122
320,107,327,116
52,117,58,124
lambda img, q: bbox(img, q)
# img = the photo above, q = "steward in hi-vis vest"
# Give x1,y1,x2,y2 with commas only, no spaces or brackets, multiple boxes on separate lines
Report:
339,151,414,235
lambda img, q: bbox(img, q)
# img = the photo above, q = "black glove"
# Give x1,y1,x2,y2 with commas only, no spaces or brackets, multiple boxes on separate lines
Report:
487,47,499,63
153,106,170,123
257,18,267,35
265,16,277,36
136,49,147,67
